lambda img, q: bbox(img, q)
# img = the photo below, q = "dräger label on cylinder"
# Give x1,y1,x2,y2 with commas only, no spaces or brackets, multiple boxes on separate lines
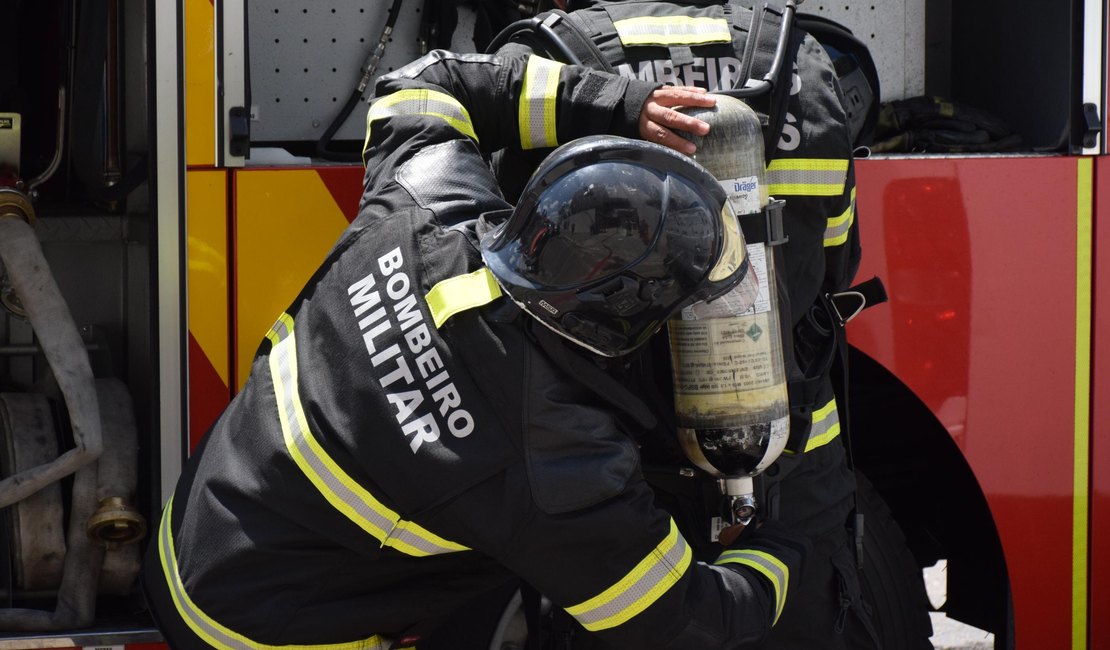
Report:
719,176,761,216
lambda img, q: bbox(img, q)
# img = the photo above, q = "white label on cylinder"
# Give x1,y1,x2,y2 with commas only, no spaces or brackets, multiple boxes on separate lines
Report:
669,313,781,393
720,176,762,216
742,244,771,315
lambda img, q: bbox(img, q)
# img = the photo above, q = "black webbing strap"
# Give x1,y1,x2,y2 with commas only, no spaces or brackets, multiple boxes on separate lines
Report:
542,10,616,73
743,4,803,164
736,199,787,247
820,276,886,568
531,324,658,431
522,583,545,650
821,276,887,473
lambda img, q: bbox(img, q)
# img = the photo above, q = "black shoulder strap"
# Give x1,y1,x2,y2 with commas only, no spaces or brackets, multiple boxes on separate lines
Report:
542,9,616,73
744,4,803,163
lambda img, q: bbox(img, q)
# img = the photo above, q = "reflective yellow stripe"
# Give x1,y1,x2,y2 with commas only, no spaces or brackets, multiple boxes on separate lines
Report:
805,398,841,452
1072,158,1092,650
519,56,563,150
364,88,478,156
612,16,732,46
158,497,390,649
566,519,692,631
824,187,856,247
266,314,468,557
766,158,848,197
715,548,789,624
425,268,503,329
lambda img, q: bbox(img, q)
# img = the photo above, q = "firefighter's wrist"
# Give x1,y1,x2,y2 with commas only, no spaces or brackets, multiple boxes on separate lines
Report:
615,80,663,138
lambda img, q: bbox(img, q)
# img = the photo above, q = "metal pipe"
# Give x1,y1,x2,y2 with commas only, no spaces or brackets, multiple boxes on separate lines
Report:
104,0,121,187
0,343,101,356
27,87,67,195
0,202,103,509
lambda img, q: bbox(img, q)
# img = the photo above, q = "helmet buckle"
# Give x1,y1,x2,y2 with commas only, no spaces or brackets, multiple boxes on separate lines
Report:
578,276,647,317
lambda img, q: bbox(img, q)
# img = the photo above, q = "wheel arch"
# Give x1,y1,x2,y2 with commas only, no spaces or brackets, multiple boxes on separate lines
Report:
847,345,1012,645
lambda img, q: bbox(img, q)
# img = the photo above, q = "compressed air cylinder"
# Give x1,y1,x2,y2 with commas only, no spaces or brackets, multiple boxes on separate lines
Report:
668,95,789,480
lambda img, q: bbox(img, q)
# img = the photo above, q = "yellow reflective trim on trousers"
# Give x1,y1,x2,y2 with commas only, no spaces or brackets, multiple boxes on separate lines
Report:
425,268,503,329
566,519,692,631
266,314,468,557
612,16,732,46
715,548,789,624
519,56,562,150
766,158,848,197
824,187,856,247
804,397,841,452
364,89,478,157
158,497,390,650
1071,158,1091,650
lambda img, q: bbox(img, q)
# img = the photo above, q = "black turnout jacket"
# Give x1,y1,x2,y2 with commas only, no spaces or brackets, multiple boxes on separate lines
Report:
142,51,804,650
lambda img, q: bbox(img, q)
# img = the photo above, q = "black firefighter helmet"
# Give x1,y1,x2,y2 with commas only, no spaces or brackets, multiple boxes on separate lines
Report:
481,135,753,357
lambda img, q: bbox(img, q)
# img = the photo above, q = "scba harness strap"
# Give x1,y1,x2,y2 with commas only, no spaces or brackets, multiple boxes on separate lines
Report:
522,3,801,164
787,276,887,452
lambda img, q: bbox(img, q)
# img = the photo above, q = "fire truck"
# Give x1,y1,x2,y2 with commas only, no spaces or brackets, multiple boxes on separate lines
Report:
0,0,1105,648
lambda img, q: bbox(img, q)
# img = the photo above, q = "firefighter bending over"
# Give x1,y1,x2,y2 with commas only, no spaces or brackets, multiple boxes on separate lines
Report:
140,51,810,649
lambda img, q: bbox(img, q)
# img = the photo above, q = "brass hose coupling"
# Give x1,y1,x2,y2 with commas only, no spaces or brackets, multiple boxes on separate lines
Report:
87,497,148,547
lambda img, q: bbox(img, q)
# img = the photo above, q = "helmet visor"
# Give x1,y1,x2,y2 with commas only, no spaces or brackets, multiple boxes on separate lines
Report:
504,163,678,289
706,202,747,282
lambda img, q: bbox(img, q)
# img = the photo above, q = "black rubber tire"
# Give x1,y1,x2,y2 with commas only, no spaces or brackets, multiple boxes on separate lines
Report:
856,471,935,650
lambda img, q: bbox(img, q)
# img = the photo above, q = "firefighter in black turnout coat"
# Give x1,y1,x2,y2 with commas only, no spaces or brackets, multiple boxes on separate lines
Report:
141,51,812,649
491,1,933,648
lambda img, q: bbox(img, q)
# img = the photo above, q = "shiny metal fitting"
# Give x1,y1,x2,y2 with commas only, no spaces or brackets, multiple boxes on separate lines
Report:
86,497,148,547
0,187,36,225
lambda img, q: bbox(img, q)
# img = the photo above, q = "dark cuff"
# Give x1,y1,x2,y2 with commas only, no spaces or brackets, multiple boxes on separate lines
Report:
612,80,663,139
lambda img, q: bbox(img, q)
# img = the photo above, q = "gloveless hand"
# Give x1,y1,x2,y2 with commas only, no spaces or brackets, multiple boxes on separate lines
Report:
639,86,716,155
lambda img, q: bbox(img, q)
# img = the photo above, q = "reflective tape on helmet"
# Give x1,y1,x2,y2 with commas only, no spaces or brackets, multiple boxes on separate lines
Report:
519,56,563,150
365,88,479,156
565,519,692,631
804,397,841,452
766,158,849,197
613,16,732,46
266,313,469,557
425,268,503,329
715,548,789,625
824,187,856,247
157,497,392,650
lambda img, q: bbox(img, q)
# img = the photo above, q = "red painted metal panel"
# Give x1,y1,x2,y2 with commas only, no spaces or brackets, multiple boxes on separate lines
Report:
188,331,230,450
1090,157,1110,650
852,156,1081,649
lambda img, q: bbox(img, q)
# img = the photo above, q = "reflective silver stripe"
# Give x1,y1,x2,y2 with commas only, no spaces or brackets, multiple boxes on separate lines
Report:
804,397,841,452
519,56,563,150
157,497,389,650
715,548,789,624
824,187,856,247
266,314,468,557
612,16,732,46
364,89,478,156
566,519,692,631
766,158,848,197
